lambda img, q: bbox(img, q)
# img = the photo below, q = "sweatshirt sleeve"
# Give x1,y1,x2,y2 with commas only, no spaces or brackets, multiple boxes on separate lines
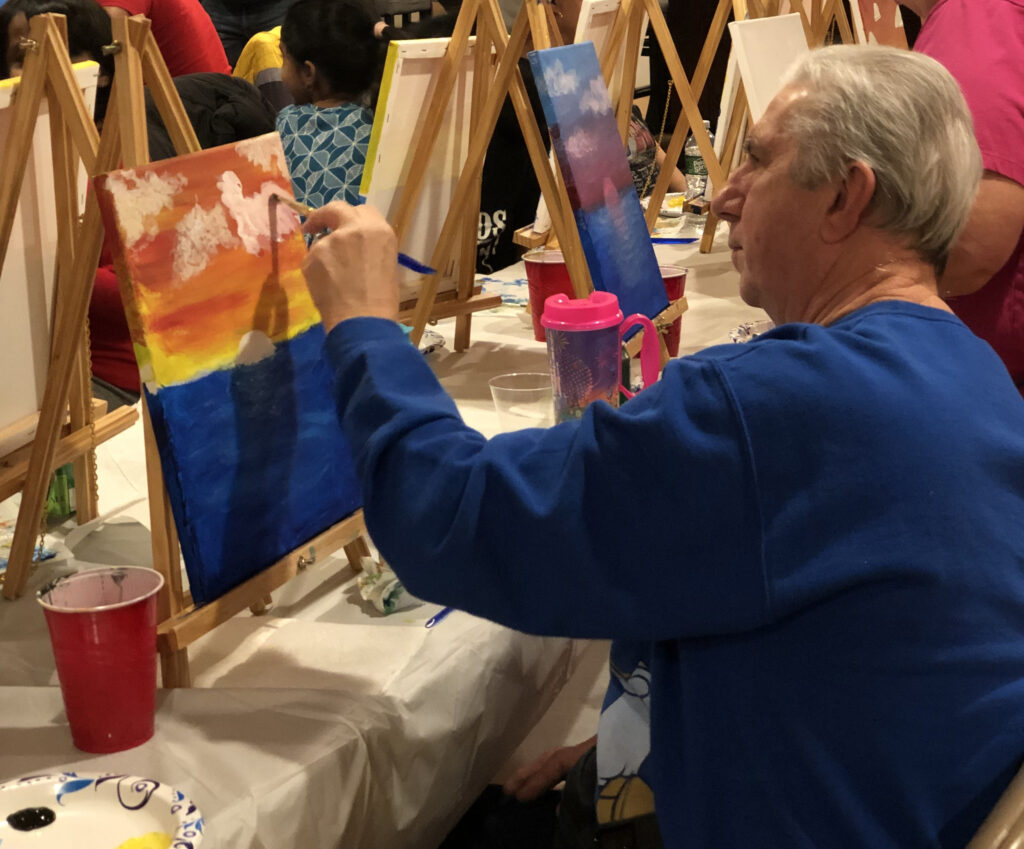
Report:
325,317,767,640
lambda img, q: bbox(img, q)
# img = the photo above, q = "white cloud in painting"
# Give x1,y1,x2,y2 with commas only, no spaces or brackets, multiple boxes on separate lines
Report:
565,127,597,162
235,134,287,174
235,330,276,365
579,78,611,116
105,170,187,249
543,59,579,97
172,203,238,281
219,171,300,255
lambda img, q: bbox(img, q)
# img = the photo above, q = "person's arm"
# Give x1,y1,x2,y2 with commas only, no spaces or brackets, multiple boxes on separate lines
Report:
503,736,597,801
102,5,130,19
301,204,766,642
941,171,1024,297
654,144,688,193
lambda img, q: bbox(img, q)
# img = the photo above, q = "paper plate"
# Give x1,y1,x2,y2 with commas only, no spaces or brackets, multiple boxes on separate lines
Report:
0,773,203,848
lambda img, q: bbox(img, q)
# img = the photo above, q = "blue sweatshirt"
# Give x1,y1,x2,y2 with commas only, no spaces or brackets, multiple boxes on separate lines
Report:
326,301,1024,848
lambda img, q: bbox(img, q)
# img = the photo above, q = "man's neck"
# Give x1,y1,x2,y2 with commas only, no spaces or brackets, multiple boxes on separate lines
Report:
774,235,951,327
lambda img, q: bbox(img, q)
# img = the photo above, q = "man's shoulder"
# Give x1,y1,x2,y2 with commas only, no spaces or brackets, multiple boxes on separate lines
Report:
686,303,975,398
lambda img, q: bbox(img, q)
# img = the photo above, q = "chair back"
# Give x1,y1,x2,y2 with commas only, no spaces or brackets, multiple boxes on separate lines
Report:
968,762,1024,849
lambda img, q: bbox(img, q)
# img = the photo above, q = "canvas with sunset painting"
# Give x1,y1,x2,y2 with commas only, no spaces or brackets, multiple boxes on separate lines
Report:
95,133,361,605
528,43,667,324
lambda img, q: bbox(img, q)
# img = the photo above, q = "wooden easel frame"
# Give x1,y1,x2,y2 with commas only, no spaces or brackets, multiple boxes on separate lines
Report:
0,13,371,688
400,0,688,365
399,0,597,347
0,14,139,601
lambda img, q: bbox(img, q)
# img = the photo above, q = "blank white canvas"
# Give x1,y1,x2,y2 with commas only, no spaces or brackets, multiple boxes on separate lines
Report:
360,38,476,303
728,13,809,122
574,0,646,105
0,63,99,452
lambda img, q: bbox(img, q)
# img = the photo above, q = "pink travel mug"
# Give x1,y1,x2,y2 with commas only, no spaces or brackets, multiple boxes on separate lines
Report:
541,291,660,423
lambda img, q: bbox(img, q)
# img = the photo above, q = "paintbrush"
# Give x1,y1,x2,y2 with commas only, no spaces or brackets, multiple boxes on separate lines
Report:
270,193,436,275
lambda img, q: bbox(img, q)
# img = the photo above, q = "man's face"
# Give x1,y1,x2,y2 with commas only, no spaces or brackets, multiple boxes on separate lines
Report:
710,85,839,320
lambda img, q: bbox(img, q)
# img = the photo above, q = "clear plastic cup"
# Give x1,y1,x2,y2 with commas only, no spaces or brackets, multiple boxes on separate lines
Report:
37,566,164,753
488,373,555,431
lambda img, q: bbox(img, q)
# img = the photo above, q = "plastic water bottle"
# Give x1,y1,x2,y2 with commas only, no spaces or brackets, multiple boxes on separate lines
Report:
684,119,714,200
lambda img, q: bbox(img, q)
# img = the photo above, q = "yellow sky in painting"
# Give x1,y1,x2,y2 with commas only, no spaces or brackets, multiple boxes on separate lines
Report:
98,134,320,387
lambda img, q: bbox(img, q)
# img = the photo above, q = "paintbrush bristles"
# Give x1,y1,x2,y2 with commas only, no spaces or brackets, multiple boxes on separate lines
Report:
271,193,314,218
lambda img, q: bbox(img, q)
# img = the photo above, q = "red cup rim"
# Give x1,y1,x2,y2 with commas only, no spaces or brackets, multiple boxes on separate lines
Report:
37,566,165,614
523,249,565,265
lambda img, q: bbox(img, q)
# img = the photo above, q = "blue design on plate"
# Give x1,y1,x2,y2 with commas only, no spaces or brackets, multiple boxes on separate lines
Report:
55,778,94,805
1,772,204,847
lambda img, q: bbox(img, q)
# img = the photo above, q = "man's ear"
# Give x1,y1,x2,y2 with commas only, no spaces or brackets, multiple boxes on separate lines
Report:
821,160,875,244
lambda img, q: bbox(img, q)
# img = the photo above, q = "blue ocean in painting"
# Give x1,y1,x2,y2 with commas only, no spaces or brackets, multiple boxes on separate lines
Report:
573,186,668,325
146,324,361,605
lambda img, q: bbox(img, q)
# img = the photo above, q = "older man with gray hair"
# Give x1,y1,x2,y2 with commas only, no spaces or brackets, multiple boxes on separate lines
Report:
302,45,1024,849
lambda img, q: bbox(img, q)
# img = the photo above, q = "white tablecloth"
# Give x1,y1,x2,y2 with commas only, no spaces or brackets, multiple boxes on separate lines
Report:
0,227,763,848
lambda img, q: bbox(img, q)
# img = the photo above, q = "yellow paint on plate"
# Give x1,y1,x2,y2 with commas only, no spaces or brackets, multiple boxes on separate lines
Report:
116,832,173,849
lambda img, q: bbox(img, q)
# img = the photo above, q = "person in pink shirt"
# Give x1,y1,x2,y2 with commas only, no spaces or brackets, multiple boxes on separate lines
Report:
99,0,231,76
903,0,1024,395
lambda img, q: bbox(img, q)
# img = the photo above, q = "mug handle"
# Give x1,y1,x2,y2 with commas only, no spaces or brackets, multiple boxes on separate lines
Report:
619,314,659,399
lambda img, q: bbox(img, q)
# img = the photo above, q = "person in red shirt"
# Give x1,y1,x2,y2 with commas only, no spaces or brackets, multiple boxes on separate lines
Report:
903,0,1024,395
99,0,231,76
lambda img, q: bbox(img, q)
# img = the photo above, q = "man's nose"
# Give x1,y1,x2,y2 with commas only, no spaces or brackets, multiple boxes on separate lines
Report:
710,178,742,224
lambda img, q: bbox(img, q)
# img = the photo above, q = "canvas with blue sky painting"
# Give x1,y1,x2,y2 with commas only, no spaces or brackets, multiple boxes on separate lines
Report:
95,133,361,605
528,43,668,322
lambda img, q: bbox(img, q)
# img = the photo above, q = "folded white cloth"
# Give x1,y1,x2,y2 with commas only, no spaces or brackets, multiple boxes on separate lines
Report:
357,556,420,614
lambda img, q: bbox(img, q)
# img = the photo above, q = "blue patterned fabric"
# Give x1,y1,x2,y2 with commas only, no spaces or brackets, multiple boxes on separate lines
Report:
276,103,373,210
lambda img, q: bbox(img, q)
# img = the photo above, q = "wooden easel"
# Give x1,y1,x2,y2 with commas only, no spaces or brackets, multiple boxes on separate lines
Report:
99,15,372,687
399,0,687,365
399,0,596,347
0,14,139,600
0,13,371,688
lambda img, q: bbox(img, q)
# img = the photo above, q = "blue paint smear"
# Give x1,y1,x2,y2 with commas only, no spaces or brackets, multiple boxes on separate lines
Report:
146,325,361,605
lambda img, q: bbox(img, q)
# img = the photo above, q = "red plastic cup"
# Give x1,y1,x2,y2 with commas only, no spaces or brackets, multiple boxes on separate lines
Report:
523,249,576,342
659,265,688,357
37,566,164,753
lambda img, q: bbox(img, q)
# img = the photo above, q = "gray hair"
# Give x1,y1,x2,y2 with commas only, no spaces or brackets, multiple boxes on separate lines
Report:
780,45,981,272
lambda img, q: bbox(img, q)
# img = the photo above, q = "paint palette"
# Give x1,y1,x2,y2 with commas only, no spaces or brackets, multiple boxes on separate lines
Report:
0,773,202,848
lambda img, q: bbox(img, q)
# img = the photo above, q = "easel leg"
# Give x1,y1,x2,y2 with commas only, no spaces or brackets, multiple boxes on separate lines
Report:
68,342,99,522
249,594,274,615
49,72,98,524
343,537,371,572
160,647,191,688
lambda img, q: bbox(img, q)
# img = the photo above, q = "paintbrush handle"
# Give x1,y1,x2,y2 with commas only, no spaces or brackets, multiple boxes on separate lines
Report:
272,193,314,218
272,194,435,275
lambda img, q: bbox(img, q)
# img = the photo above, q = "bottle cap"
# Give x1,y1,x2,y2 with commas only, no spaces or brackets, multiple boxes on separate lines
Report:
541,291,623,331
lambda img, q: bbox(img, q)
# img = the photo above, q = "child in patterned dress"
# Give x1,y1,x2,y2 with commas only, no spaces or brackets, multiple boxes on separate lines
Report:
276,0,378,211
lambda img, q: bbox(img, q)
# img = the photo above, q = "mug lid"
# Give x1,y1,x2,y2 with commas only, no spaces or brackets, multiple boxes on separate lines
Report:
541,291,622,331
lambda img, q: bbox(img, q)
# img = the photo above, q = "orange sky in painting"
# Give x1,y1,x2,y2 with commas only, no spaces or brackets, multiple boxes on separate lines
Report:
97,136,321,387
